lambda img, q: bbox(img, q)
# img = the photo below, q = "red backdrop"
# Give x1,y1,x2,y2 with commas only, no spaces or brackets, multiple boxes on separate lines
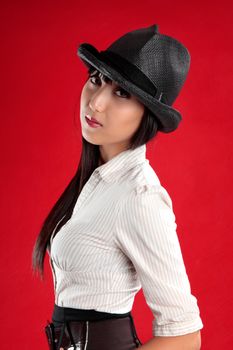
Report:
1,1,232,348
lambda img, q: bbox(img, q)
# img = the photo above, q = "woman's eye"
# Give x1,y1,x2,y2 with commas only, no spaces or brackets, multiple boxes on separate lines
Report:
89,76,99,84
115,89,130,98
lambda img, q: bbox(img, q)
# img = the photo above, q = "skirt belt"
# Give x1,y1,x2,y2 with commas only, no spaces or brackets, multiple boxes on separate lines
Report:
44,304,142,350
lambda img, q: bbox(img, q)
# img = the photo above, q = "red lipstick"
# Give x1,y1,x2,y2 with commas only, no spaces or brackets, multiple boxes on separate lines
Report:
85,115,103,128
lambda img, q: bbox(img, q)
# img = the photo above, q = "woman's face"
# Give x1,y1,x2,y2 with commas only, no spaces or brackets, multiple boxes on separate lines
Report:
80,68,145,160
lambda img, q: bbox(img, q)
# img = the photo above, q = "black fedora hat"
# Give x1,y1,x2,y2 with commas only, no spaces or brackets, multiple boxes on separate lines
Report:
77,24,191,133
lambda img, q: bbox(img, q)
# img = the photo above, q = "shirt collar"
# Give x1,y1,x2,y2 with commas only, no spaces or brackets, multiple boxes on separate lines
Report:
94,144,147,183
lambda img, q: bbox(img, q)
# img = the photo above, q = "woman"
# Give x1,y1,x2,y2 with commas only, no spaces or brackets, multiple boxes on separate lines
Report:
32,24,204,350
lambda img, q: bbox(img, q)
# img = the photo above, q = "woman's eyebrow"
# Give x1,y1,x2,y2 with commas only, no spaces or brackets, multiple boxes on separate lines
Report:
88,68,128,91
89,69,113,85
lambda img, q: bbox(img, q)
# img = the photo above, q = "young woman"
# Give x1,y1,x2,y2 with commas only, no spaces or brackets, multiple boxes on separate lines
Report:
32,24,204,350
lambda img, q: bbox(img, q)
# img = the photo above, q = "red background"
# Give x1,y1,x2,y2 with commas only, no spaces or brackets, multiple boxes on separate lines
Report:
1,1,232,348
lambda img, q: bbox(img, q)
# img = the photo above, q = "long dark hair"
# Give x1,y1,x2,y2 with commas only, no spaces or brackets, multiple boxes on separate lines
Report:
31,65,160,280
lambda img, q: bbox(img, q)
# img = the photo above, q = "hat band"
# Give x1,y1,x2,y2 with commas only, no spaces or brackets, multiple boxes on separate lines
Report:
99,50,163,102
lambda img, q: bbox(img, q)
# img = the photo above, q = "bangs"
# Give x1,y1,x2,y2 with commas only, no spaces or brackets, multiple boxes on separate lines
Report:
87,66,113,85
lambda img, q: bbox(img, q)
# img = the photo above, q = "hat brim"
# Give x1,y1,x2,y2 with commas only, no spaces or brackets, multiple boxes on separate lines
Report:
77,43,182,133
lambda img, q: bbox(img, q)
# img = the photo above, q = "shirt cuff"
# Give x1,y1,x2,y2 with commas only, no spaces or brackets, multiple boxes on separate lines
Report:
152,315,204,337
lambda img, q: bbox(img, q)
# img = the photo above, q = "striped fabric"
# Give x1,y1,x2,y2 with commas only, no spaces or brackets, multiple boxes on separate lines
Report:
47,143,204,337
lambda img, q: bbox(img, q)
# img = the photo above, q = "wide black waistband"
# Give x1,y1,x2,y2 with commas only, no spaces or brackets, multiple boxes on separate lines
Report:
52,304,131,323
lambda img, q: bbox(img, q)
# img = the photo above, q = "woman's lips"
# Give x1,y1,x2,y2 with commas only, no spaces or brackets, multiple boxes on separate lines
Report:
85,114,103,125
85,116,103,128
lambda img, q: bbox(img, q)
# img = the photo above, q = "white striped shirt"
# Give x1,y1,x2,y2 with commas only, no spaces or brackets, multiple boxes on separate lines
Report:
47,143,204,336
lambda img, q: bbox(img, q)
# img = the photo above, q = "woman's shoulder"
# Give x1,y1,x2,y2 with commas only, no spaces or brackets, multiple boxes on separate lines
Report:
125,161,173,210
125,159,160,186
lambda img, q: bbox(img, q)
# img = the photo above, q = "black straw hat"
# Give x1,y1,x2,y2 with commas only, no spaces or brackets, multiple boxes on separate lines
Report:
77,24,191,133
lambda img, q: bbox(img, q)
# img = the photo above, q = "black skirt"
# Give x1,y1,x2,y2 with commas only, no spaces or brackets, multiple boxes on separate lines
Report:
45,303,143,350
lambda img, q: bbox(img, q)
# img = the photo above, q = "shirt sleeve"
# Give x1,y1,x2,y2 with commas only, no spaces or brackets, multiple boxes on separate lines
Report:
114,184,204,337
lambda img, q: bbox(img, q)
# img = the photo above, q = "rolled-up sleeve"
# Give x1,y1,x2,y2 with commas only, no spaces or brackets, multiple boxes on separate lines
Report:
114,184,204,336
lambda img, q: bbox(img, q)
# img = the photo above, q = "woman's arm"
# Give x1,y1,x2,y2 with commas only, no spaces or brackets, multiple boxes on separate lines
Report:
115,184,204,346
137,330,201,350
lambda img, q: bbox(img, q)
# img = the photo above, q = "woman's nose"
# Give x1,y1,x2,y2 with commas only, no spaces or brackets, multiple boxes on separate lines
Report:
89,85,109,112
